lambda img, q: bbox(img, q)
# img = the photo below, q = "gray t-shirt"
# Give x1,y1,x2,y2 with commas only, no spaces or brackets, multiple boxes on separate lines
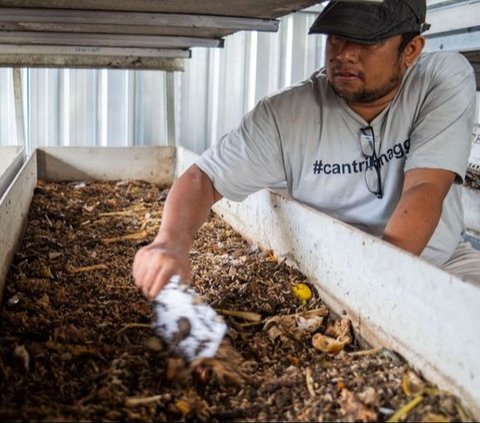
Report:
196,51,476,266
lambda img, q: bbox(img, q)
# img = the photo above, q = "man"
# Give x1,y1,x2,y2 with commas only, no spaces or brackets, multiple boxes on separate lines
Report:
133,0,480,299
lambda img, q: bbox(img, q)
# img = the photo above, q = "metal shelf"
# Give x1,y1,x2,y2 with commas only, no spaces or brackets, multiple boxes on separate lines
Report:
0,0,319,70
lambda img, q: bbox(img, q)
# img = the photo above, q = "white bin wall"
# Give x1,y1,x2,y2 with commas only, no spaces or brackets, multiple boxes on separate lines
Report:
0,146,23,199
0,146,175,302
1,146,480,419
213,190,480,421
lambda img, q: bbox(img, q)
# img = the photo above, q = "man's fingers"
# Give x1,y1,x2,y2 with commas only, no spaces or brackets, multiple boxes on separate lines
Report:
132,244,190,300
140,265,163,299
148,268,175,300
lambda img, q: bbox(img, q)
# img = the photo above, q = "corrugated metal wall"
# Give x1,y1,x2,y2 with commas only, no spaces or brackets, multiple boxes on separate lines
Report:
0,5,479,154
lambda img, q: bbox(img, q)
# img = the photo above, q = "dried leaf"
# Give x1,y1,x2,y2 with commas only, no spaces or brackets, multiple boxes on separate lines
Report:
340,389,378,422
326,318,351,341
295,314,324,333
265,250,277,261
39,264,54,279
171,397,210,421
173,399,192,417
266,323,284,342
358,387,379,407
48,252,62,260
264,308,329,342
312,333,349,354
144,336,163,352
402,369,425,396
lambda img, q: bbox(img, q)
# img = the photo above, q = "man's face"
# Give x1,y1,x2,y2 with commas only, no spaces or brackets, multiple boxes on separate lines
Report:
325,34,406,105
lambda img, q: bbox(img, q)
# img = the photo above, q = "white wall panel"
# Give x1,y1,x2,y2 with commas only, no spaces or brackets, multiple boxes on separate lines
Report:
28,68,61,148
104,70,133,146
177,48,209,153
0,69,17,146
65,69,98,147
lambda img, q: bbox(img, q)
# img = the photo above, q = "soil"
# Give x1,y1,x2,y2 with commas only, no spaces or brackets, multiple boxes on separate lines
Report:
0,180,473,422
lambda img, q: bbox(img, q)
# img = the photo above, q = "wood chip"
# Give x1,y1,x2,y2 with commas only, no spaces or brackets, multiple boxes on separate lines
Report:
68,264,109,273
215,309,262,322
101,231,148,244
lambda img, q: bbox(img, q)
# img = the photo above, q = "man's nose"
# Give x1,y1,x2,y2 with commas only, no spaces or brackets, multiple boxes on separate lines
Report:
334,39,360,62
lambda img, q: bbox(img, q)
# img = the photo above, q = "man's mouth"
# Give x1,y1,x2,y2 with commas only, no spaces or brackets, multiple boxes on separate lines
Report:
334,70,360,80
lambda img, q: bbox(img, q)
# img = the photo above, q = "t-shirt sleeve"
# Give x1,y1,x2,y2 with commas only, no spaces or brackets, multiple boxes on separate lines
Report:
195,98,287,202
405,52,476,183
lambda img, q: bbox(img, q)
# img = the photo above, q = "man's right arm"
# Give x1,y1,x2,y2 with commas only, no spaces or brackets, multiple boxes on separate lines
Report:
132,164,222,299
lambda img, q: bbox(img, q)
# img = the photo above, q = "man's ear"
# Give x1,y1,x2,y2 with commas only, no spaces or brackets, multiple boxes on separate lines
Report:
403,36,425,69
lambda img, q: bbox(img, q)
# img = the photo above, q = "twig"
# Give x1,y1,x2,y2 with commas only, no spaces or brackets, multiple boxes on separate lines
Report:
348,347,383,357
44,213,53,227
99,211,135,217
69,264,109,273
215,308,262,322
274,257,288,270
125,395,165,407
386,394,424,422
101,231,148,244
99,205,147,218
305,367,315,397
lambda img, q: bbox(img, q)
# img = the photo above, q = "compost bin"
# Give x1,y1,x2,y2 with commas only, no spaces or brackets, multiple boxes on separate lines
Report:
0,146,479,421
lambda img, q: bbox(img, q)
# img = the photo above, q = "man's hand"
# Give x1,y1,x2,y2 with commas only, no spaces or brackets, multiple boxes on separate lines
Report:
132,240,191,300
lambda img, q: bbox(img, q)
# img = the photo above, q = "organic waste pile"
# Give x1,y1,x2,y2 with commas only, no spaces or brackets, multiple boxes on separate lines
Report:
0,180,472,422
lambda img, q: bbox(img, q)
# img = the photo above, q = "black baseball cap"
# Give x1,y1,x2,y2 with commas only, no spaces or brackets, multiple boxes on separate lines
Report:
309,0,431,44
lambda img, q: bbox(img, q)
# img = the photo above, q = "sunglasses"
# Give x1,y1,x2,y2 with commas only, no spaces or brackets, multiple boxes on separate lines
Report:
360,126,383,199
